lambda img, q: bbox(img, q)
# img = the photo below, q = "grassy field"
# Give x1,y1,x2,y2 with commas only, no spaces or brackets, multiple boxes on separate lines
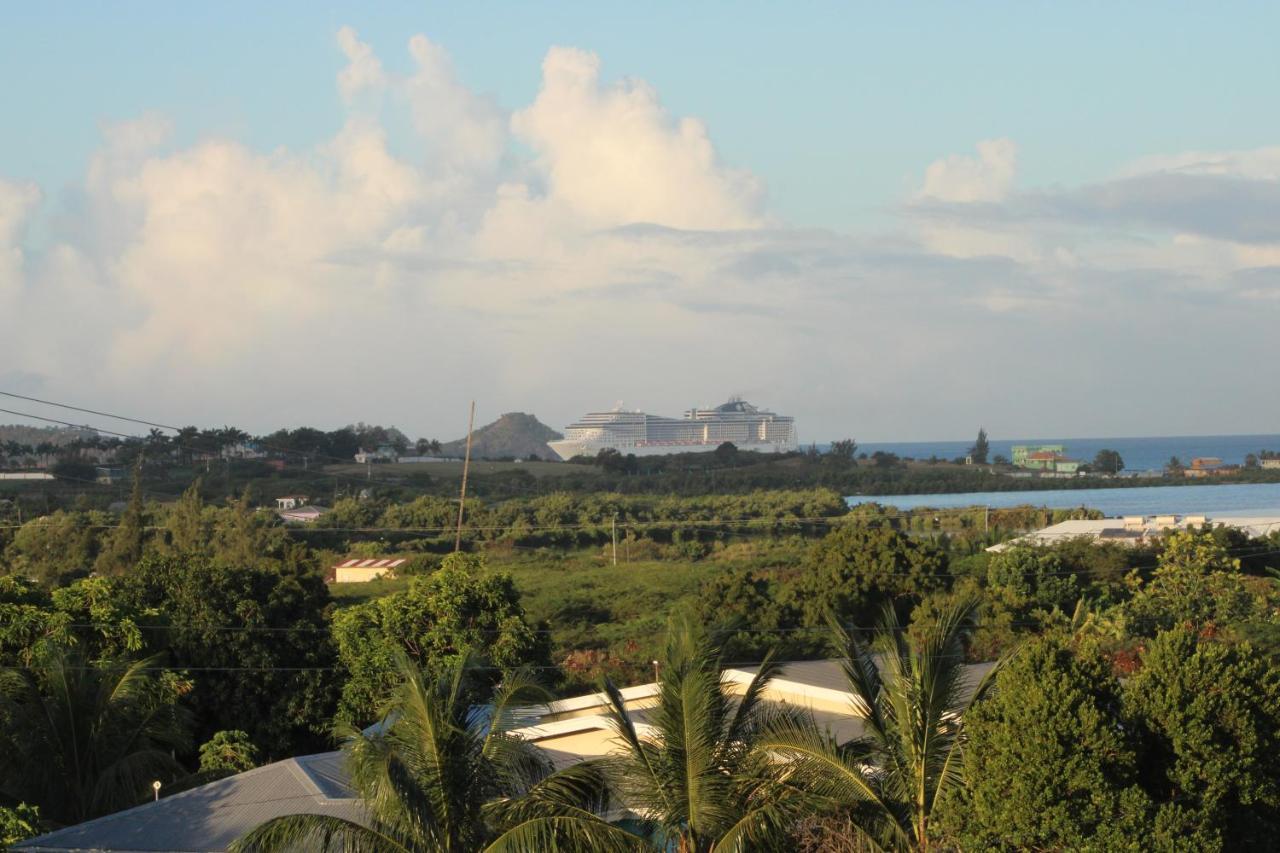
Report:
324,538,809,690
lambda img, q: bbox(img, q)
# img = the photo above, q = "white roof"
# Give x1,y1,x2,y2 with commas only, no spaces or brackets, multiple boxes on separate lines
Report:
988,514,1280,551
335,558,407,569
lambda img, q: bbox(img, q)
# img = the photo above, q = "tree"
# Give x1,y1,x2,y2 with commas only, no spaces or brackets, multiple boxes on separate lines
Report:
601,622,805,850
162,479,212,557
1125,530,1255,637
50,458,97,483
695,567,809,660
4,510,104,586
969,428,990,465
1124,629,1280,850
1165,456,1184,476
829,439,858,461
233,655,637,852
0,803,42,847
0,575,150,669
761,599,997,851
208,489,287,568
93,462,147,576
113,553,341,758
175,426,200,465
332,553,548,724
0,648,191,826
1093,449,1125,475
713,441,739,464
795,524,948,628
199,730,259,774
935,635,1151,850
1245,453,1259,469
986,546,1080,613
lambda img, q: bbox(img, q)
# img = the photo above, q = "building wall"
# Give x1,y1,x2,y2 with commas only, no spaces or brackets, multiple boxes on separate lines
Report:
530,728,619,768
334,567,395,583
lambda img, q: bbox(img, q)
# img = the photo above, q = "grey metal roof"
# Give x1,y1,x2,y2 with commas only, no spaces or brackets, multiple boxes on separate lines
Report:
15,752,365,853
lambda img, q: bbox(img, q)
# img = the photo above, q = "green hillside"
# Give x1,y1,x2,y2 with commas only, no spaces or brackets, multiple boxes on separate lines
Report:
439,412,563,460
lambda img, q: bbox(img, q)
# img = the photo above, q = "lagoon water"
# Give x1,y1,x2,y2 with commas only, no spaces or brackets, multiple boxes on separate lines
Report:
855,434,1280,473
848,482,1280,516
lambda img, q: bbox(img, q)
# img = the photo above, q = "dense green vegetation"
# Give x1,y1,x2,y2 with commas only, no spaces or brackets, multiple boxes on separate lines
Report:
1,478,1279,847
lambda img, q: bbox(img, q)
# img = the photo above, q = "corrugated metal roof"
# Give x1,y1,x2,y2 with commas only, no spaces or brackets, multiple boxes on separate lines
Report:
15,753,364,853
335,558,407,569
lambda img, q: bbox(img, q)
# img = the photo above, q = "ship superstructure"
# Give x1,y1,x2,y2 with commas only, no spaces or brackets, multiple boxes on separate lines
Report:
547,398,797,460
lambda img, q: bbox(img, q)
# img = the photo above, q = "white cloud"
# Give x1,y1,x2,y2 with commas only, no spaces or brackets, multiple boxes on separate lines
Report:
0,178,41,309
2,34,1279,440
918,138,1018,203
336,26,387,102
404,35,506,176
510,47,763,230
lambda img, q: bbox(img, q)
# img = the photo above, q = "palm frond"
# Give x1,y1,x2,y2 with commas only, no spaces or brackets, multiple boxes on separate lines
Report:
719,646,780,752
829,613,887,741
484,667,551,740
231,813,411,853
483,814,646,853
600,676,677,821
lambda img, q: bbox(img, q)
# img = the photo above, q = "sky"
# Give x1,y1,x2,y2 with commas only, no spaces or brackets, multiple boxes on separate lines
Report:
2,2,1279,442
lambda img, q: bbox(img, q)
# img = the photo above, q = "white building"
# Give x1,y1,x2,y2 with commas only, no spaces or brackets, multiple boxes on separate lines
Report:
354,445,399,464
331,557,407,583
274,495,309,510
277,505,330,524
987,513,1280,552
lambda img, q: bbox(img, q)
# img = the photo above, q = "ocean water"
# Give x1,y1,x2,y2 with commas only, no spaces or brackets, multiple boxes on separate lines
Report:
847,482,1280,516
854,434,1280,473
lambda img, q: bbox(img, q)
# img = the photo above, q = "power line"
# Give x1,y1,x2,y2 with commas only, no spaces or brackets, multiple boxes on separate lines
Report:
0,654,997,674
0,405,454,503
0,390,574,501
0,390,401,469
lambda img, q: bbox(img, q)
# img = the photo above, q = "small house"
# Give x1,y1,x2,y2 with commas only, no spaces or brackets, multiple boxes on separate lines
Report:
278,505,330,524
331,557,408,583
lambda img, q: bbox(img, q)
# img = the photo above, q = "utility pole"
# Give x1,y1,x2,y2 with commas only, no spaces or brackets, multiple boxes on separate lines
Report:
454,401,476,552
611,513,618,566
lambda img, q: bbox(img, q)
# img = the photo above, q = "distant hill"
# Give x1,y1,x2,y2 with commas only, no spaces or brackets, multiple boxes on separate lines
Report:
0,424,95,447
440,413,563,461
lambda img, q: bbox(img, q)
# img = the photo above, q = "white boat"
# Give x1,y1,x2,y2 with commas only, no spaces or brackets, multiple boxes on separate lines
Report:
548,398,798,460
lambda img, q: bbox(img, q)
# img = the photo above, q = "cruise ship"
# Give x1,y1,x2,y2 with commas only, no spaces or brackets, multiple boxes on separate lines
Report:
547,398,798,460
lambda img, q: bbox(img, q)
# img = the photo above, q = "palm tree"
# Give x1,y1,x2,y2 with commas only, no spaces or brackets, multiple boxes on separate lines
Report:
234,655,640,852
600,623,806,852
176,426,200,465
759,599,999,852
0,648,191,826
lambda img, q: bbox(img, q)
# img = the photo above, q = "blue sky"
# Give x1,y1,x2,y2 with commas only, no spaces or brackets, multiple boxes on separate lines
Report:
9,2,1280,227
2,3,1279,441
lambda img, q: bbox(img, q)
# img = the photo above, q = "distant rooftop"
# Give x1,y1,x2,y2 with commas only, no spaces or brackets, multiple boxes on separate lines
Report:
988,513,1280,551
16,753,362,852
